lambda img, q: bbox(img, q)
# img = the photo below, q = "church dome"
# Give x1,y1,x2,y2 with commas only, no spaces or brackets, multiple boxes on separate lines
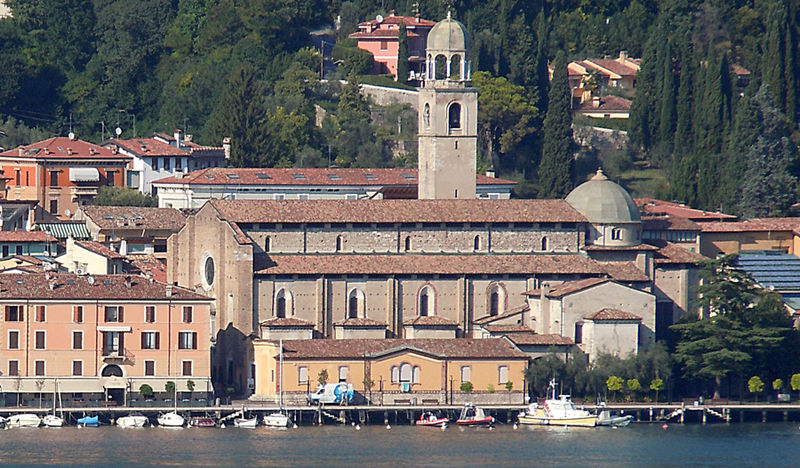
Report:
427,12,470,52
565,169,641,224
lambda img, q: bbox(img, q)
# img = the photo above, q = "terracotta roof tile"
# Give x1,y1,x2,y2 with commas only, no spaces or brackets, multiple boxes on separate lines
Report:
585,308,641,321
256,254,604,276
0,137,130,161
575,95,631,112
642,215,701,231
0,231,56,242
125,255,167,283
646,240,707,265
75,241,125,259
357,15,436,27
600,262,650,282
403,315,458,326
211,198,586,224
333,317,387,327
271,338,528,359
107,137,223,157
700,218,800,233
473,304,528,325
482,325,535,333
80,206,187,231
261,317,315,327
525,278,608,298
583,58,639,77
583,243,659,251
0,273,210,301
4,255,44,265
506,333,574,346
153,168,515,187
635,198,737,221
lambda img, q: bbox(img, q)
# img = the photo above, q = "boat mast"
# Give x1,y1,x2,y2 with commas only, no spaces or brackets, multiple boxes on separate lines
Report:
278,339,283,410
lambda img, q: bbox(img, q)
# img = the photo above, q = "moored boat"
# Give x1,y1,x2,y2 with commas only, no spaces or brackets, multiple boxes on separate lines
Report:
42,415,64,427
415,411,449,427
77,415,100,427
116,413,149,428
157,412,185,428
518,379,597,427
233,416,259,428
597,409,634,427
7,413,42,428
189,417,216,427
263,413,289,428
456,404,494,426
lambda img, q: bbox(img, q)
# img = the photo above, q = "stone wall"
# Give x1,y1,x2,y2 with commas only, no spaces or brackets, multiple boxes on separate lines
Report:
359,84,419,109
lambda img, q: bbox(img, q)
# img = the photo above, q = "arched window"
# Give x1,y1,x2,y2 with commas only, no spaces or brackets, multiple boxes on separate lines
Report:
473,235,481,251
541,236,548,251
276,297,286,318
275,289,292,318
450,54,461,79
400,363,412,382
611,228,622,240
487,283,505,316
427,54,432,79
435,54,447,79
448,103,462,130
347,289,365,319
101,364,123,377
336,235,343,252
404,236,411,252
412,366,420,384
419,285,435,316
264,236,271,253
391,366,399,383
489,291,499,316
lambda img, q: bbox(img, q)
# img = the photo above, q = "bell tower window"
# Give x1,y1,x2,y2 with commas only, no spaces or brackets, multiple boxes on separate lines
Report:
448,103,461,131
450,55,461,79
435,55,447,79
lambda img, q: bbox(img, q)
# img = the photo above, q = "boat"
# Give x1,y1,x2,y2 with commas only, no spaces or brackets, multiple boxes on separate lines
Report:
597,409,634,427
518,379,597,427
233,416,259,428
42,415,64,427
0,416,6,429
6,414,41,428
77,415,100,427
157,412,185,427
263,339,291,428
415,411,449,427
189,417,216,427
455,404,494,426
116,413,149,428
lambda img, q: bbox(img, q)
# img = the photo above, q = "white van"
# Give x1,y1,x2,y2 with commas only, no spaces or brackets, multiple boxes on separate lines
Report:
307,382,354,404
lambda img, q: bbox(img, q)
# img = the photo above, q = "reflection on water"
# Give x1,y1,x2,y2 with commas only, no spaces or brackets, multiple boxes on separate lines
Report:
2,423,800,467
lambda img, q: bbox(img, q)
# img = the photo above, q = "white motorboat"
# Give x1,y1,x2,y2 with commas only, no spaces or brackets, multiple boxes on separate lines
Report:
117,413,149,428
597,409,634,427
42,415,64,427
157,412,185,427
518,379,597,427
263,412,289,428
233,416,258,428
7,413,42,428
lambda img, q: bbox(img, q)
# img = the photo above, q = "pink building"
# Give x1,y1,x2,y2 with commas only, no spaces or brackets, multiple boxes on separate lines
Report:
349,11,435,80
0,273,213,406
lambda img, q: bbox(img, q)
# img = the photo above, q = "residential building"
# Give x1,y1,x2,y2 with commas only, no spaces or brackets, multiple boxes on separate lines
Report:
104,131,228,195
350,11,436,80
574,95,632,119
0,230,57,257
550,51,641,103
152,168,514,209
57,238,125,274
252,338,528,404
0,273,213,404
0,136,131,219
0,200,37,231
699,218,800,257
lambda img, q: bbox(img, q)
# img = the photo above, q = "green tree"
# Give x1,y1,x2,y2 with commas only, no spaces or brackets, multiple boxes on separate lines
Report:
532,11,550,115
396,23,409,82
748,376,764,401
606,376,623,401
317,369,328,387
93,186,157,207
460,381,473,393
165,380,176,396
538,51,573,198
650,378,665,402
332,39,373,76
773,378,784,398
791,373,800,397
139,383,154,399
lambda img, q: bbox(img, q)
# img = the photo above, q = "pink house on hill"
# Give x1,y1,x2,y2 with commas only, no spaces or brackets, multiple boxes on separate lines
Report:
349,11,435,80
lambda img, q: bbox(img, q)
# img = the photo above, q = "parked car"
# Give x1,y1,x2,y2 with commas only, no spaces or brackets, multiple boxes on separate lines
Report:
307,383,354,405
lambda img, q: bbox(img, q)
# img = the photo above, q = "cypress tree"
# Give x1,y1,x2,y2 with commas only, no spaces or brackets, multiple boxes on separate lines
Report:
763,2,787,113
538,51,574,198
533,11,550,115
396,23,409,82
658,40,676,146
784,11,798,123
721,94,761,212
629,19,666,150
673,32,694,154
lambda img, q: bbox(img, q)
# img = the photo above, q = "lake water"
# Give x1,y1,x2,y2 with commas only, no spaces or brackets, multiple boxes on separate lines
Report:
2,422,799,467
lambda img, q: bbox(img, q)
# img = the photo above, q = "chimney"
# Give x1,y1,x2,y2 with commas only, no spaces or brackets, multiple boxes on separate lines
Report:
111,145,118,155
485,169,495,178
124,275,132,289
119,239,128,256
67,148,73,155
539,283,551,335
592,96,601,108
18,147,24,157
389,9,395,16
618,50,628,62
174,129,182,149
222,137,231,159
184,134,193,143
166,284,173,297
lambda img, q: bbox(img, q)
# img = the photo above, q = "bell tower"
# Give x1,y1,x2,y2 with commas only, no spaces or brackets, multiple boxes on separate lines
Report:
418,12,477,199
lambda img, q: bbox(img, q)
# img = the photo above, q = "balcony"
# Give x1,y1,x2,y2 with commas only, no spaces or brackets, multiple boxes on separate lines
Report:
102,348,135,365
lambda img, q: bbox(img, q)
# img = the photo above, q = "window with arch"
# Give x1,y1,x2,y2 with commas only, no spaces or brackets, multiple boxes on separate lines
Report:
541,236,548,251
473,235,481,251
264,236,271,253
391,365,399,383
400,363,412,382
611,228,622,240
426,54,432,79
419,285,435,316
336,235,343,252
450,54,461,79
448,103,462,130
347,289,365,319
487,283,506,316
435,54,447,79
412,366,420,384
275,289,292,318
423,103,431,128
404,236,411,252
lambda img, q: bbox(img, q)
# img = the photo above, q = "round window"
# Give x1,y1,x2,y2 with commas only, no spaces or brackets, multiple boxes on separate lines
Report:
203,256,215,287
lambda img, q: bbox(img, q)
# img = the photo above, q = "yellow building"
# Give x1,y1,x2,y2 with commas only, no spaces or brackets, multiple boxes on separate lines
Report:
253,338,529,405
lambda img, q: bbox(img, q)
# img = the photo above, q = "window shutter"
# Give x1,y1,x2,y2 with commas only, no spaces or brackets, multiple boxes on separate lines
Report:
118,306,124,322
102,332,108,352
192,332,197,350
141,332,146,349
155,332,160,350
119,333,125,352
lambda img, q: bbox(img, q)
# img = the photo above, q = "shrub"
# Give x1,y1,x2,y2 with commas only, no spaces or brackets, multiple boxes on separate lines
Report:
139,384,154,398
487,384,495,394
505,381,513,391
460,381,473,393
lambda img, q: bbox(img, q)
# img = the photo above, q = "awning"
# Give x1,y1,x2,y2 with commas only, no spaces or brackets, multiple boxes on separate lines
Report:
69,167,100,182
97,326,132,332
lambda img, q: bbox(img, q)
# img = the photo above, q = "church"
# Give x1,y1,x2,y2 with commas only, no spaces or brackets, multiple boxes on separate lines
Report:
167,15,702,396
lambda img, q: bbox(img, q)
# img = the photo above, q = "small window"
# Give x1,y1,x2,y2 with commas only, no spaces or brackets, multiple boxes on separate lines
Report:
473,235,481,251
8,360,19,376
489,291,499,316
541,236,548,251
336,236,343,252
391,366,399,383
73,306,84,323
404,236,411,251
338,366,348,382
5,305,22,322
49,199,58,214
226,173,239,179
380,40,388,50
420,290,429,317
145,360,155,376
182,360,193,376
364,174,377,180
105,306,123,323
498,365,509,384
182,306,193,324
292,173,306,180
141,331,160,350
448,103,462,130
34,360,45,376
72,360,83,376
178,331,197,350
264,236,271,253
8,330,19,349
73,331,83,350
298,366,308,384
49,171,59,187
256,173,271,180
15,245,22,255
460,366,471,383
328,174,341,180
412,366,420,384
400,363,412,383
575,322,583,344
611,228,622,240
35,331,46,349
35,305,45,322
145,306,156,323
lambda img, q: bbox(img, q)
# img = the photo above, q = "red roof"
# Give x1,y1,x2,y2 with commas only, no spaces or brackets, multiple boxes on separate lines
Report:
506,333,574,346
350,29,421,39
270,338,528,360
526,278,608,298
260,317,315,328
211,198,585,224
575,95,631,112
700,218,800,233
333,317,387,327
0,137,130,161
80,206,187,231
642,215,701,231
585,308,641,321
0,231,56,242
107,137,223,157
75,241,125,259
635,198,737,221
473,305,528,325
256,254,605,276
0,273,210,301
357,14,436,27
125,255,167,283
646,239,707,265
600,262,650,282
583,59,639,77
403,316,458,326
153,167,515,187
